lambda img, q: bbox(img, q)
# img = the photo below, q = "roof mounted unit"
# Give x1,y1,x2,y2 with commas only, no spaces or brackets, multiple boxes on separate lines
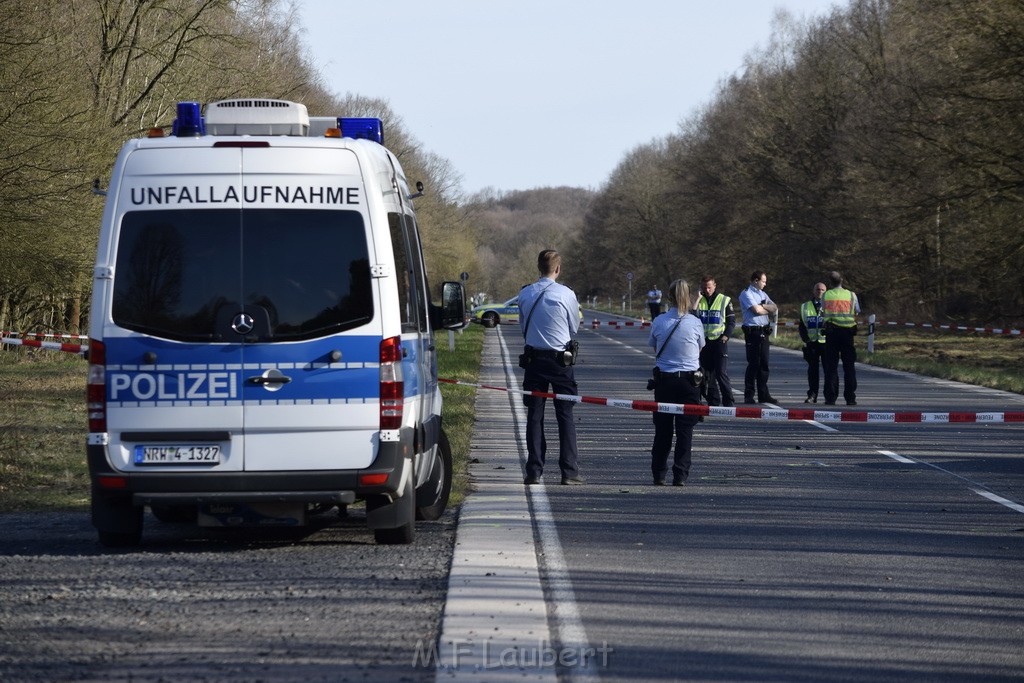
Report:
204,99,309,136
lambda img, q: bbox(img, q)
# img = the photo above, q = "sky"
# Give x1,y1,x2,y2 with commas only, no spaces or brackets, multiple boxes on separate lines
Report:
297,1,838,196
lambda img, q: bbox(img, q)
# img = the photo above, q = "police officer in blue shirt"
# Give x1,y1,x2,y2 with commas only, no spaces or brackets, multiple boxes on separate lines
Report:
738,270,779,404
519,249,584,486
648,279,705,486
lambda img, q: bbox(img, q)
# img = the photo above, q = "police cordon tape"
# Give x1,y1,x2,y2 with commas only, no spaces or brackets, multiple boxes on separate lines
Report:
2,331,89,340
591,320,651,329
1,337,88,355
591,318,1022,336
872,320,1022,336
438,377,1024,424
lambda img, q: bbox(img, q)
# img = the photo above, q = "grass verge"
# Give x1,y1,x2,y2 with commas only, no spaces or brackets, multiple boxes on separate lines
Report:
771,327,1024,396
0,327,486,514
0,349,90,512
435,325,485,507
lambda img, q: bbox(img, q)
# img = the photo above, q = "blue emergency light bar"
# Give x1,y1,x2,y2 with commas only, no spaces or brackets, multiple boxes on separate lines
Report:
172,102,206,137
338,118,384,145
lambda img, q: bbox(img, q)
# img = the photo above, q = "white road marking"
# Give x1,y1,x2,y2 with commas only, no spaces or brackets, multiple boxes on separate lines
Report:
971,490,1024,514
879,449,916,464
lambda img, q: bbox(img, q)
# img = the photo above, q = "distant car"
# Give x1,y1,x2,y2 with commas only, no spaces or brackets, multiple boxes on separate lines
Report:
470,296,584,328
471,297,520,327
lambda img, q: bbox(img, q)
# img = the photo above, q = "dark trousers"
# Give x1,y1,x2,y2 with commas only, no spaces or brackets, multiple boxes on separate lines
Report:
805,342,825,399
824,326,858,403
651,375,701,482
700,337,734,406
648,303,661,319
742,327,771,401
522,356,579,480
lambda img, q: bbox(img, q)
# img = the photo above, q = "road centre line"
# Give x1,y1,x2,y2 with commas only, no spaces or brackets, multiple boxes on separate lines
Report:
880,449,916,464
971,490,1024,514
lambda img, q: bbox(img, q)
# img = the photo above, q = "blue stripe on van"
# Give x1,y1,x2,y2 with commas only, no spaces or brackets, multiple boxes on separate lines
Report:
103,336,384,403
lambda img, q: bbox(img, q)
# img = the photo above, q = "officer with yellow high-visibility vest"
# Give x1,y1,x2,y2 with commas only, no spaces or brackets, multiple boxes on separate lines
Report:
696,275,736,406
822,271,861,405
798,282,827,403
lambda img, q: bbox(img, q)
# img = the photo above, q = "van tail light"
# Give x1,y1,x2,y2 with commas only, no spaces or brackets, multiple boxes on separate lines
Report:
87,339,107,433
379,336,404,431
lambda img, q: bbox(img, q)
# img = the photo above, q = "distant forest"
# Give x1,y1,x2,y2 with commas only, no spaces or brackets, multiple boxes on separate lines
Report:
1,0,1021,335
470,0,1023,323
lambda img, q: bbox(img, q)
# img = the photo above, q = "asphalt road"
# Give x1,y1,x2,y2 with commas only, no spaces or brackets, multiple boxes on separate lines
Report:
508,313,1024,682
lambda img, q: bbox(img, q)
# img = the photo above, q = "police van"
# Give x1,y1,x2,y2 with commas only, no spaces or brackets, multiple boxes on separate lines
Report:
87,98,465,547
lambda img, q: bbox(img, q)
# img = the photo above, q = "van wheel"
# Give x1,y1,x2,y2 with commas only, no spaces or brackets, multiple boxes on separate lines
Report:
372,475,415,545
416,429,453,521
482,311,499,328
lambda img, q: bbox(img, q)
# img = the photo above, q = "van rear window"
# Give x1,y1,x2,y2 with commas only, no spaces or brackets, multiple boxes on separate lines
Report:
113,208,372,342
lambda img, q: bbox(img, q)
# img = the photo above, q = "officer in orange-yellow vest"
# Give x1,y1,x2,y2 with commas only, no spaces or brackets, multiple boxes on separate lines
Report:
798,282,827,403
821,270,861,405
696,275,735,406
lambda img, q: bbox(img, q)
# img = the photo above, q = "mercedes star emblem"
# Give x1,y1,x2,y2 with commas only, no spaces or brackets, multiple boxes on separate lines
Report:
231,312,255,335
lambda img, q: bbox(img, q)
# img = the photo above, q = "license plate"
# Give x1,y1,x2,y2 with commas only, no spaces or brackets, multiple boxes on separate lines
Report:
134,444,221,465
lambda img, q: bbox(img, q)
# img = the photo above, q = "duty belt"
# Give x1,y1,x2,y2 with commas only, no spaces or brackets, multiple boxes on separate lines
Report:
653,368,700,379
525,346,561,359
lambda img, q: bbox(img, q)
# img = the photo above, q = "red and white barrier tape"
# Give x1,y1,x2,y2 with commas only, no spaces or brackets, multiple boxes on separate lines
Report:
1,337,88,355
591,319,651,329
592,318,1021,336
874,320,1021,336
438,377,1024,424
2,331,89,340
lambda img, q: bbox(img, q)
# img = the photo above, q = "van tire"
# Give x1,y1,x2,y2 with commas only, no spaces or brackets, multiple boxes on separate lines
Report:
482,311,499,327
416,429,453,521
371,475,415,545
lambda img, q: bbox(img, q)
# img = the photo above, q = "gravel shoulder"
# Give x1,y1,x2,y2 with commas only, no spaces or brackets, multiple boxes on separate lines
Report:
0,506,457,682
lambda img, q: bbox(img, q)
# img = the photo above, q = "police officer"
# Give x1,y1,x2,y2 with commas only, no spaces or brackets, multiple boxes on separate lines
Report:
739,270,778,404
520,249,584,486
822,270,861,405
646,285,662,320
696,275,735,406
648,278,705,486
798,282,827,403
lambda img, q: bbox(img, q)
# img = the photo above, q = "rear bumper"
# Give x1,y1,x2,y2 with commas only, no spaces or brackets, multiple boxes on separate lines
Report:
87,438,408,504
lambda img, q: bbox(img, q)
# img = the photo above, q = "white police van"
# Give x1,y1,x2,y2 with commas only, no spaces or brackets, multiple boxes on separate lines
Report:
87,98,465,546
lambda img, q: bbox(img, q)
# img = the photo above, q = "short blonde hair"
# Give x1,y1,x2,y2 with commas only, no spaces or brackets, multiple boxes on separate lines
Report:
666,279,690,310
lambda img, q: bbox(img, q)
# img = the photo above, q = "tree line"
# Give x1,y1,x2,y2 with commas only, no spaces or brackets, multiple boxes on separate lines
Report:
0,0,477,336
573,0,1023,322
3,0,1022,336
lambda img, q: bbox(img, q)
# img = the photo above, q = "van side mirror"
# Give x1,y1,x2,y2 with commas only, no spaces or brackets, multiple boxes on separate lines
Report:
437,281,466,330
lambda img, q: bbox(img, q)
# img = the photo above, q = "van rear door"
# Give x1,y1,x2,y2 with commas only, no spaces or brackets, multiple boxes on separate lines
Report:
236,146,380,471
105,145,245,473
